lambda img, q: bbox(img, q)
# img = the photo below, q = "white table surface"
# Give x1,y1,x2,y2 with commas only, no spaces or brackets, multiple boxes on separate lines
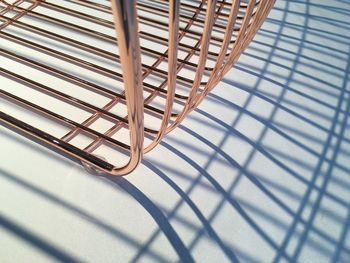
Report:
1,0,350,262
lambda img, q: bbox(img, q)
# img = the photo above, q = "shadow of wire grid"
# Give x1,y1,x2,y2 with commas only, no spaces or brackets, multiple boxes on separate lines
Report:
134,0,350,261
0,0,350,262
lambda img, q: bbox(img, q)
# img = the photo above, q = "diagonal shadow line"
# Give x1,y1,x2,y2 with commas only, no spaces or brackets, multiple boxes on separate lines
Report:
0,214,82,263
131,160,240,263
273,1,349,261
333,200,350,262
239,51,350,98
203,92,350,174
0,129,193,262
242,49,349,91
332,104,350,262
266,121,350,158
185,10,292,253
0,1,348,262
151,155,349,232
0,168,169,263
249,40,346,72
220,77,337,136
133,18,281,257
186,0,325,257
278,1,350,16
258,27,349,57
101,174,195,263
264,145,350,190
245,170,349,225
156,137,292,261
271,7,350,28
190,105,350,176
127,3,279,257
170,121,350,255
262,145,349,194
266,17,349,43
291,43,350,261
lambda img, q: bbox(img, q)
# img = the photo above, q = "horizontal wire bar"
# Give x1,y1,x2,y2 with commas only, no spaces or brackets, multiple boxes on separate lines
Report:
0,111,115,171
0,0,271,174
0,71,131,150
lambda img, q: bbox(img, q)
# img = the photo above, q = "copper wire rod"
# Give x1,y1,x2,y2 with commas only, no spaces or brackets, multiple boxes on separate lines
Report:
0,28,189,100
33,19,199,88
164,0,224,133
144,0,180,152
0,0,22,15
132,0,232,111
3,45,179,134
11,4,230,45
137,4,227,32
59,0,207,145
147,0,267,106
137,0,259,28
0,48,165,132
181,0,241,111
3,0,258,104
0,85,131,150
77,0,207,151
96,1,252,42
81,0,212,152
146,0,233,18
217,0,274,80
0,111,115,171
0,9,215,74
138,14,233,44
99,0,253,12
0,65,128,126
109,0,144,174
26,2,238,61
148,2,263,120
67,0,234,14
66,0,240,48
38,1,231,61
0,47,170,117
41,1,233,34
8,2,212,71
65,0,110,12
122,0,227,138
0,0,275,175
0,32,185,123
191,0,276,111
164,0,259,128
0,0,37,29
191,0,258,110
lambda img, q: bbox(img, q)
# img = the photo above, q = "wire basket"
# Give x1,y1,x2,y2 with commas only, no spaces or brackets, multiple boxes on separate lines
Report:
0,0,275,175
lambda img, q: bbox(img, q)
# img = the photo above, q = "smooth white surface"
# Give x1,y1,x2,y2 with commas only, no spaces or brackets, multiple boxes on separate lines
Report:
1,0,350,262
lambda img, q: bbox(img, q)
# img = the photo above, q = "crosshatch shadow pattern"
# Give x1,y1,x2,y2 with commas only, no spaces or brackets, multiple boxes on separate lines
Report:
0,0,350,262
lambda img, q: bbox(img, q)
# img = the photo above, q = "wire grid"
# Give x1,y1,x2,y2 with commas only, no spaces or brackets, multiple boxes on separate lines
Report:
0,0,273,175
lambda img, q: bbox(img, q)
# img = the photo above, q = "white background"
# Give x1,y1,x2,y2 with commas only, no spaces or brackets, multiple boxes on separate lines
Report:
1,0,350,262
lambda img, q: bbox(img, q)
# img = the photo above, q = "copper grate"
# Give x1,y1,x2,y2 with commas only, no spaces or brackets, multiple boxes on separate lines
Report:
0,0,275,175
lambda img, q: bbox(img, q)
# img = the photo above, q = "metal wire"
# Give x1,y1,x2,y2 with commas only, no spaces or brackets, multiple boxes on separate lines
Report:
0,0,275,175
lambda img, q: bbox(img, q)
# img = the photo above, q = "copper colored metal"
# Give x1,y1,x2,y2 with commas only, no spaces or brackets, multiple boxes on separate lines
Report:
0,0,275,175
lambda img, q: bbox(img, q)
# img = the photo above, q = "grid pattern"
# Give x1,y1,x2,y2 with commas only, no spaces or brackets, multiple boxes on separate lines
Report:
0,0,274,175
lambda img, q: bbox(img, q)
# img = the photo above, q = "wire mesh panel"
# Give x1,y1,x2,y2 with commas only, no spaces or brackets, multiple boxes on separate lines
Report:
0,0,275,175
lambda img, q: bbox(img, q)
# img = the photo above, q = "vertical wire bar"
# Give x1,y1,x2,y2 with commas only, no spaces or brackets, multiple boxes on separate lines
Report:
192,0,257,108
166,0,218,133
81,0,208,154
217,0,274,80
110,0,144,175
190,0,241,107
80,0,206,154
190,0,273,110
144,0,180,152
